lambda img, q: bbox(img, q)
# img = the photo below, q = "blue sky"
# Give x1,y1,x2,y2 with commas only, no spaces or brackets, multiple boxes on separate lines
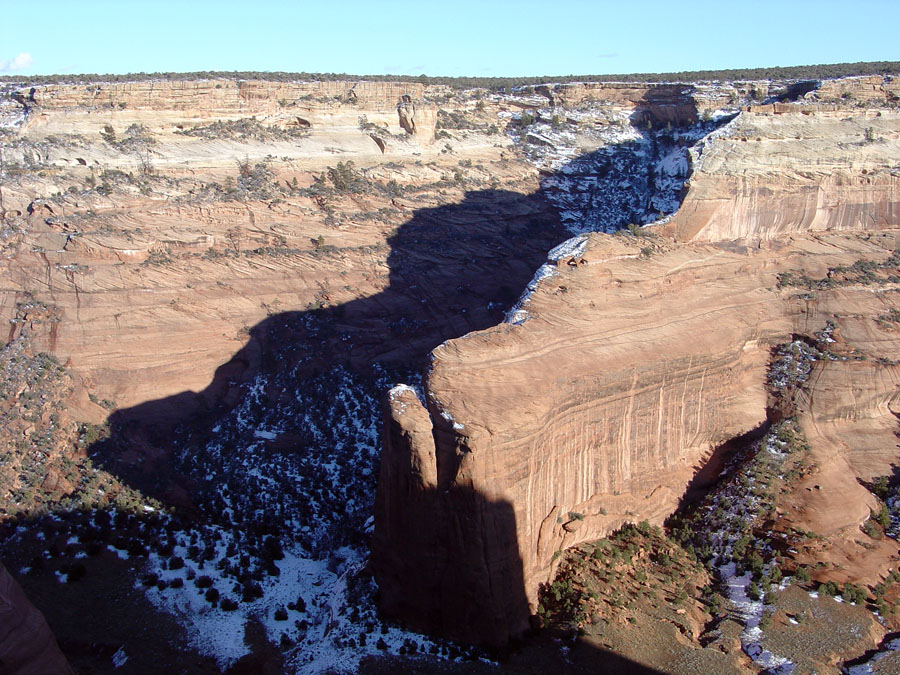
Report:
1,0,898,77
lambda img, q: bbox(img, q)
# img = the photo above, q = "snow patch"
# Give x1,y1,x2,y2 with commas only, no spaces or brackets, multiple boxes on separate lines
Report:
111,647,128,669
504,234,589,324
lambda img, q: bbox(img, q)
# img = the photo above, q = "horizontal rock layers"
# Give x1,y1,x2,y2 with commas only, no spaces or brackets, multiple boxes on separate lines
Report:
664,109,900,242
374,228,900,645
14,79,427,113
373,105,900,645
374,234,780,645
0,79,550,419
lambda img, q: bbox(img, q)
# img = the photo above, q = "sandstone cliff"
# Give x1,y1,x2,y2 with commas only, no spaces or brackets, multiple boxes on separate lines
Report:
4,73,900,666
374,100,900,645
16,79,427,114
375,226,900,645
0,79,513,417
0,561,74,674
663,109,900,242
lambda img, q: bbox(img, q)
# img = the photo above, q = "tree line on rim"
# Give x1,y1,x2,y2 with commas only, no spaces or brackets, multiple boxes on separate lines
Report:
2,60,899,90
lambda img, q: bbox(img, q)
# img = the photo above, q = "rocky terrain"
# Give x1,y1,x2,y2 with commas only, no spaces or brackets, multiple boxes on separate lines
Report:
0,71,899,673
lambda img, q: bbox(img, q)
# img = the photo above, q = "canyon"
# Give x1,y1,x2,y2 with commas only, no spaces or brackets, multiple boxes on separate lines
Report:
0,71,899,673
372,77,900,663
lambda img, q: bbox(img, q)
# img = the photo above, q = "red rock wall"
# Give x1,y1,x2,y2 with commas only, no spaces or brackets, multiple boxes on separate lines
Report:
0,562,74,674
373,235,784,645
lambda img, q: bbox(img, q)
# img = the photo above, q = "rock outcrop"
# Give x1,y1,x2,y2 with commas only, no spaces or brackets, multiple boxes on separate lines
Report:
811,75,900,104
663,109,900,242
373,388,530,646
374,100,900,645
530,82,700,125
396,94,417,134
0,562,74,674
373,233,772,643
375,226,900,645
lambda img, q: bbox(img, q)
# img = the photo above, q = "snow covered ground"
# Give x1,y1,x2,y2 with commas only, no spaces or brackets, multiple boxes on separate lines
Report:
682,419,802,673
0,361,482,673
129,363,475,671
504,234,589,324
504,102,735,235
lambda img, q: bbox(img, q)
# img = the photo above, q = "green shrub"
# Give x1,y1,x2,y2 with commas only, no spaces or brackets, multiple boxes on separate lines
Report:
819,581,839,597
863,519,881,539
747,581,762,600
842,583,867,605
878,504,891,528
327,161,367,193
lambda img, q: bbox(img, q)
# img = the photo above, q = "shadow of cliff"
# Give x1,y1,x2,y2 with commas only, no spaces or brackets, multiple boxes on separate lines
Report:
87,83,725,506
370,477,664,671
532,85,733,236
372,483,531,649
669,421,771,516
358,640,666,674
0,507,227,673
843,630,900,672
88,185,568,504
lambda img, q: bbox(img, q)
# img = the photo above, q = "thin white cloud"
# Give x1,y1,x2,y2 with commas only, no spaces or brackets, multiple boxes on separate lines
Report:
0,52,33,72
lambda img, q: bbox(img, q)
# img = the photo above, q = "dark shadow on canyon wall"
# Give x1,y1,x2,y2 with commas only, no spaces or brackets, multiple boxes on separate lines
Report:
89,185,568,502
0,560,74,674
631,83,699,128
372,482,531,649
358,641,667,674
90,84,717,503
669,421,771,515
843,630,900,672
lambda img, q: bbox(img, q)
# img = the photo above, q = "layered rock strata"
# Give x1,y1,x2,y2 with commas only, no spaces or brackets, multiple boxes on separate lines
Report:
374,104,900,645
0,79,524,417
664,109,900,242
375,227,900,645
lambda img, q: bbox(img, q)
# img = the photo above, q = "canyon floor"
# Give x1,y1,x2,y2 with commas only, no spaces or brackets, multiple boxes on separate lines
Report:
1,74,900,674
